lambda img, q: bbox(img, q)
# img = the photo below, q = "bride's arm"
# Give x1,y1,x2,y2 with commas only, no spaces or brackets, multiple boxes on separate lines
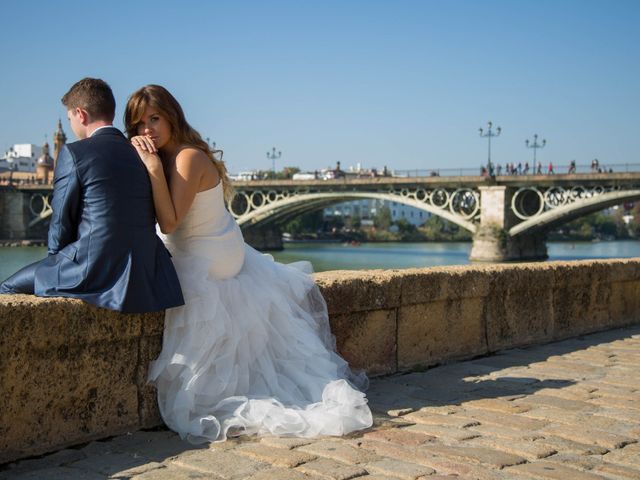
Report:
131,138,206,234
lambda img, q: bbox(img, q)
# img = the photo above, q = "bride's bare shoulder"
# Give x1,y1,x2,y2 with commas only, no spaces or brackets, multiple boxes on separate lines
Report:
174,146,211,169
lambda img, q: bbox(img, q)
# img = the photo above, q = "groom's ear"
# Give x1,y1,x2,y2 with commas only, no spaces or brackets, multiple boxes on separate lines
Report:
76,107,90,126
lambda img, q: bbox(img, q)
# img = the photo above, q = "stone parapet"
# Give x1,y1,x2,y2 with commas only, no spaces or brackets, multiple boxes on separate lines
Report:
1,258,639,463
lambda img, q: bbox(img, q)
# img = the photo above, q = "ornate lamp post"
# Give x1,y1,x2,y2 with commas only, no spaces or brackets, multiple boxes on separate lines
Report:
206,137,216,150
266,147,282,175
478,121,501,176
525,134,546,169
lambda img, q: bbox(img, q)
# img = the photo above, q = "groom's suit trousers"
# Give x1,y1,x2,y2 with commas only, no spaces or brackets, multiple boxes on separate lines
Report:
0,261,37,294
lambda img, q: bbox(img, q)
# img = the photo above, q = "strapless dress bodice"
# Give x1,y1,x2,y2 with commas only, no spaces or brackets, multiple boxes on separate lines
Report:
159,183,245,279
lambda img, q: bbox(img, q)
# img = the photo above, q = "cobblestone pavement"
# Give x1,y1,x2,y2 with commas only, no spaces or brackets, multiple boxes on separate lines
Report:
2,326,640,480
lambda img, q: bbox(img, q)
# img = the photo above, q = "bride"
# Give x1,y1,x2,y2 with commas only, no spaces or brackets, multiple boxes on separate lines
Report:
125,85,372,442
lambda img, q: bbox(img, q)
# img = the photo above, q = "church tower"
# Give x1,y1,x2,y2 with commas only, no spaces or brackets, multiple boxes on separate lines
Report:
36,141,54,184
53,119,67,169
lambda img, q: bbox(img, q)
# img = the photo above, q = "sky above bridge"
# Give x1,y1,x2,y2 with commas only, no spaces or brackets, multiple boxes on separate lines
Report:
1,0,638,174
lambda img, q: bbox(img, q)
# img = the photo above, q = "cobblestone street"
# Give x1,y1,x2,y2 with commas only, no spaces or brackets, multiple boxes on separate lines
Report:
2,326,639,480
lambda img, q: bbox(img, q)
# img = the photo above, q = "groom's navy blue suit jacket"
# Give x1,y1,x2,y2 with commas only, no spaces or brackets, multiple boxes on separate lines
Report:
32,127,184,312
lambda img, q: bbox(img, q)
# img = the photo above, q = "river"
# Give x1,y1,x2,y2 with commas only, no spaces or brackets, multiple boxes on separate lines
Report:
1,240,639,280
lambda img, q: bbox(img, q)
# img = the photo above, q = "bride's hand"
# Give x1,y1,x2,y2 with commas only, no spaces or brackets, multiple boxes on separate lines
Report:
131,135,162,172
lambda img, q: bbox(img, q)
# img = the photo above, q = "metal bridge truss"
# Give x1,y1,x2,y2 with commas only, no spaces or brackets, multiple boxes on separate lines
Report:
24,181,640,238
509,184,640,236
228,186,482,233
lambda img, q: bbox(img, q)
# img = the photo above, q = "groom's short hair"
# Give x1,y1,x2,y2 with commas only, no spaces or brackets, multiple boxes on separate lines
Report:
61,78,116,122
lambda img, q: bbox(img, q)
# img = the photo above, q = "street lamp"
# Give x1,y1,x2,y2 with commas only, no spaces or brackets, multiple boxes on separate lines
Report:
478,121,501,176
525,134,546,169
266,147,282,175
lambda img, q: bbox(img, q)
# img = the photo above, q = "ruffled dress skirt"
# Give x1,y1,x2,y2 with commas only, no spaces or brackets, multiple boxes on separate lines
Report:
148,243,373,443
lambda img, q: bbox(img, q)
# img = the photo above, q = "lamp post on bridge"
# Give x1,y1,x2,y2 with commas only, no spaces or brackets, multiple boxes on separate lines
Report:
525,134,546,172
266,147,282,177
479,121,501,177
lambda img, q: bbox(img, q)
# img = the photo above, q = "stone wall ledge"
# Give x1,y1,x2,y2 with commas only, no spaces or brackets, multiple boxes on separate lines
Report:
1,257,639,463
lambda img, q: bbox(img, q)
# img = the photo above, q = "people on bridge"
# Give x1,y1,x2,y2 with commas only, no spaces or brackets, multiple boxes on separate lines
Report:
548,161,555,174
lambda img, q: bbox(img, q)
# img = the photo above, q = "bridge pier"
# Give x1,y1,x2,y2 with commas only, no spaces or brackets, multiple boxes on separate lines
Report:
0,189,28,239
0,188,52,241
470,186,548,262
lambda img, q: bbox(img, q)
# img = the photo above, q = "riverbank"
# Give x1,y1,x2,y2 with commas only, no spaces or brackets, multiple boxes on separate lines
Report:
0,239,46,247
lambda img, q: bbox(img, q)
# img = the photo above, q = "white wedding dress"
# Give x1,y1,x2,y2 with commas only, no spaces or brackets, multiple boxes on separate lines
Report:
148,183,373,442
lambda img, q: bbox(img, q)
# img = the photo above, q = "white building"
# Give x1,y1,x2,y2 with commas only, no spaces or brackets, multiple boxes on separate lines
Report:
1,144,43,173
324,199,430,227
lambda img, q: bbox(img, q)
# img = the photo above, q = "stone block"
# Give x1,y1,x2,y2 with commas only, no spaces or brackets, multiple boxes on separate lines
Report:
397,297,487,370
236,443,317,468
295,457,368,480
330,308,397,375
364,458,435,479
316,270,403,315
172,450,268,478
137,334,164,428
485,266,555,351
398,266,493,304
507,461,608,480
610,280,640,327
550,261,617,338
299,440,381,465
0,295,164,463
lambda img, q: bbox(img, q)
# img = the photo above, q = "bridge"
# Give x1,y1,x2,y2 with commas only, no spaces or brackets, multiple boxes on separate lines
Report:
4,172,640,261
229,173,640,260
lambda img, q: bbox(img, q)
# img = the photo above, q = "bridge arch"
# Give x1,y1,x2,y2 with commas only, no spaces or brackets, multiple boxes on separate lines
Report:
233,191,478,233
509,190,640,237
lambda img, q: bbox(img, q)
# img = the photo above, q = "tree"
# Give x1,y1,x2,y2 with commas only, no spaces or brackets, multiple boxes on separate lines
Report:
395,218,416,235
276,166,301,180
351,213,361,229
373,206,392,230
283,210,324,236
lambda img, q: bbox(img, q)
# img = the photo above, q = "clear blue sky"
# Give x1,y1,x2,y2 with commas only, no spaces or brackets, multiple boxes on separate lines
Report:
1,0,638,174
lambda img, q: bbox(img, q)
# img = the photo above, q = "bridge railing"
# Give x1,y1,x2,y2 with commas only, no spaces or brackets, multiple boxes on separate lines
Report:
392,163,640,177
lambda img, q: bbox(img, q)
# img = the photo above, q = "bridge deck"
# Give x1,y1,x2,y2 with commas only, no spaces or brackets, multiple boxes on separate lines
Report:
6,172,640,193
3,325,639,479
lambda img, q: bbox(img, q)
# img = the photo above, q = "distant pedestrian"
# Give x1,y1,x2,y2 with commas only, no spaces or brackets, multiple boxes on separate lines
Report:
548,162,554,174
496,164,502,175
536,162,542,174
524,162,530,175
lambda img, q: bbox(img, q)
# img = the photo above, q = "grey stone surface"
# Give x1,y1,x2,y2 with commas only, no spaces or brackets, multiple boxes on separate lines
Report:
2,325,640,480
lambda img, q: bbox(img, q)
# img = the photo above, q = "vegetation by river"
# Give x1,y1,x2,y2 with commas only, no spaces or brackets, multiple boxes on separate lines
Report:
283,204,640,243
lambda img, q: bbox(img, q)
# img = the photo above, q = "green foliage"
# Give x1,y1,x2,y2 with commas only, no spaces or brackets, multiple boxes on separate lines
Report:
373,205,392,230
550,210,634,240
283,210,324,235
351,213,361,229
276,166,301,180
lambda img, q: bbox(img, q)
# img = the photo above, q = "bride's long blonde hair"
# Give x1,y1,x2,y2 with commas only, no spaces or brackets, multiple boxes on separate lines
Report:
124,85,233,201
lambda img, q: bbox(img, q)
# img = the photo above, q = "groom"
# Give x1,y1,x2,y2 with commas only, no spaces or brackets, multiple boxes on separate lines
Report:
0,78,184,313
